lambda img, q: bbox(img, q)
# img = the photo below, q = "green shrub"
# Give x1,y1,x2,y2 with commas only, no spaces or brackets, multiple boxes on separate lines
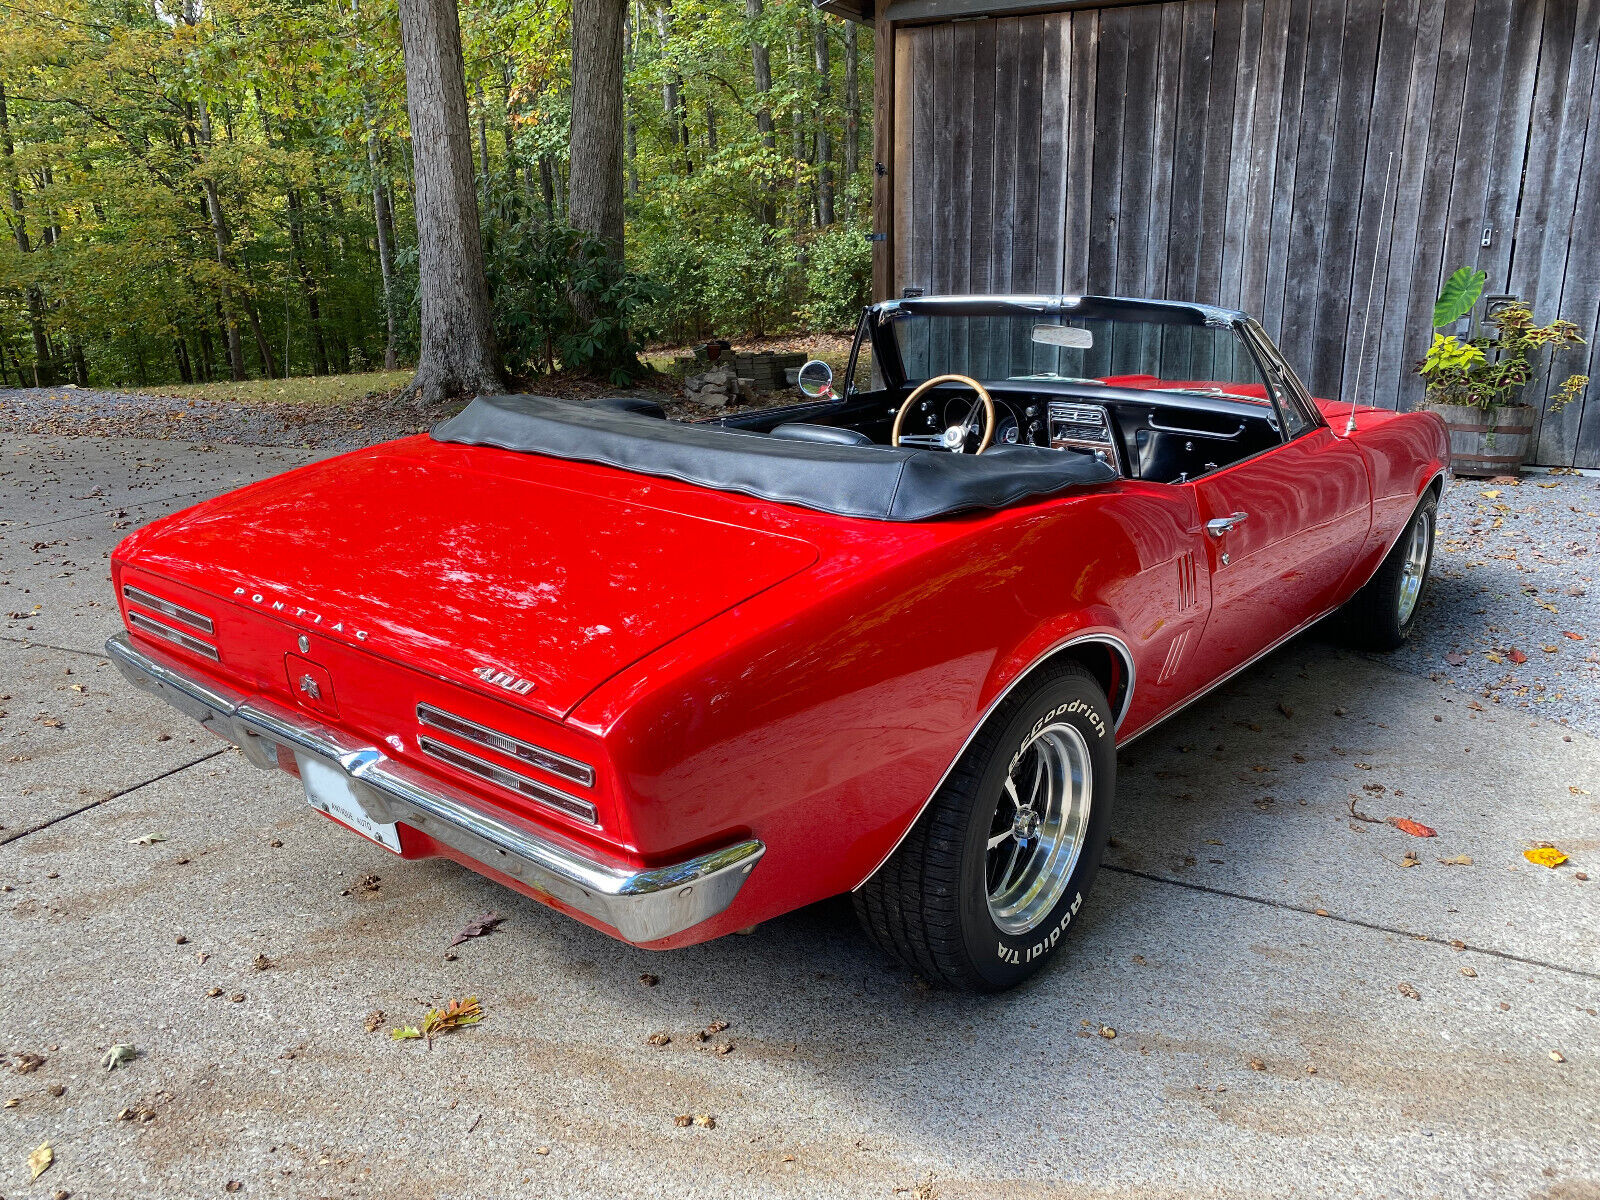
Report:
797,225,872,331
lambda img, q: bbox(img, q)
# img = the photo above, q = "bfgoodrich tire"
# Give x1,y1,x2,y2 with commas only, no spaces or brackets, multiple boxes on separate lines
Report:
1338,490,1438,651
853,661,1117,991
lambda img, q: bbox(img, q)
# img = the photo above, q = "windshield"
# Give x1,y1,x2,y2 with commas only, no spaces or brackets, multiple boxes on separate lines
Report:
886,311,1274,405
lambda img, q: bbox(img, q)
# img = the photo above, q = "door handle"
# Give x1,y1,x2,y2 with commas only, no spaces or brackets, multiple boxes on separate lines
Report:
1206,511,1249,537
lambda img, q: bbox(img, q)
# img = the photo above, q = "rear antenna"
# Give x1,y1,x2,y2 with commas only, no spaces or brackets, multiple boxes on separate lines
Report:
1347,151,1398,437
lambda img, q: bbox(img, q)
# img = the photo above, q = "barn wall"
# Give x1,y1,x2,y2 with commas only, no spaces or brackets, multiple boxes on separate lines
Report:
887,0,1600,468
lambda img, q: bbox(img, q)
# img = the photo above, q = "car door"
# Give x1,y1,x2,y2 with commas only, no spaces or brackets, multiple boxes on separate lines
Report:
1188,332,1371,668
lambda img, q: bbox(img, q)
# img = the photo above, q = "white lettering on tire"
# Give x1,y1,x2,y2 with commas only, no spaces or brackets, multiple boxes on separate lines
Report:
996,890,1083,962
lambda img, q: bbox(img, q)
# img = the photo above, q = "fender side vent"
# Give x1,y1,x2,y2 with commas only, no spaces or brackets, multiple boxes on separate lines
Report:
1157,630,1189,685
1176,552,1198,611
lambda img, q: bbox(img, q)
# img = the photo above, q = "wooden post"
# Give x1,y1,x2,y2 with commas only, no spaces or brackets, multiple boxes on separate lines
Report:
872,8,895,301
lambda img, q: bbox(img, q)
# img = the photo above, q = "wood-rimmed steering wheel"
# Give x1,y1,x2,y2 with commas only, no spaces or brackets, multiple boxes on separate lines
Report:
890,374,998,454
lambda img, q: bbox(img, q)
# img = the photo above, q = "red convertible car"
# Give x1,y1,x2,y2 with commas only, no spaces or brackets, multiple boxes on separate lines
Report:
108,295,1448,989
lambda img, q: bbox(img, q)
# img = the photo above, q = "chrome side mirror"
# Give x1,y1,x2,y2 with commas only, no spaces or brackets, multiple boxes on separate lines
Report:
797,359,834,399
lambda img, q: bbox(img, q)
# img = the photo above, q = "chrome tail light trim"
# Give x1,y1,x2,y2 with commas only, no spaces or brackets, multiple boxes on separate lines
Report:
416,703,594,787
418,735,598,826
122,584,214,635
127,609,220,661
104,632,761,943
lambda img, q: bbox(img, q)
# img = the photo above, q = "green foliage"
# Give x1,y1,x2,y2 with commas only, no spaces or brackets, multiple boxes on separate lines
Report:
1432,266,1488,328
1418,300,1588,413
483,198,661,383
797,225,872,330
0,0,873,388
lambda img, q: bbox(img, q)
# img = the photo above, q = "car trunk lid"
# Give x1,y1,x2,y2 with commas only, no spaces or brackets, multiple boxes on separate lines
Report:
122,440,820,720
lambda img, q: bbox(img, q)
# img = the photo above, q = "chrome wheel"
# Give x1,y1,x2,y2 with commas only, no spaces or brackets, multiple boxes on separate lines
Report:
986,721,1094,935
1397,509,1433,624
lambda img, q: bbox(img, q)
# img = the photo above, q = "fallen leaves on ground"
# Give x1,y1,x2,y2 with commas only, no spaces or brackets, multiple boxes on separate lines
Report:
674,1113,715,1128
28,1141,52,1179
1445,652,1468,666
391,996,484,1045
14,1053,45,1074
363,1010,384,1034
1400,850,1421,868
1561,630,1586,641
1388,817,1437,838
1438,855,1474,866
101,1044,136,1070
1524,846,1569,869
647,1032,671,1047
128,832,166,845
1506,647,1528,664
448,910,504,948
1397,983,1421,1000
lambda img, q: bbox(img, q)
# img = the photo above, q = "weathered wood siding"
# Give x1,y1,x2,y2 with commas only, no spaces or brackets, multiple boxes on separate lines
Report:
888,0,1600,467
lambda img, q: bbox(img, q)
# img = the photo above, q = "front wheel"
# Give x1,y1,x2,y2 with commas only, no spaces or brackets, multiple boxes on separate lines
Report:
853,661,1117,990
1338,490,1438,651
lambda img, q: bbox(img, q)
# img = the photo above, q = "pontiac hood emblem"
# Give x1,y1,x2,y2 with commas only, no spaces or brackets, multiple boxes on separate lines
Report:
473,665,536,695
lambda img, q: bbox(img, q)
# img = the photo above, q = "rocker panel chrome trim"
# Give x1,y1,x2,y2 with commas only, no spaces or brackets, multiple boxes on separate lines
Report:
105,632,762,943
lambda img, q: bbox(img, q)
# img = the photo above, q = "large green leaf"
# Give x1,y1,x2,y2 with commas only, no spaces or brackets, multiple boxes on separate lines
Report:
1433,267,1488,327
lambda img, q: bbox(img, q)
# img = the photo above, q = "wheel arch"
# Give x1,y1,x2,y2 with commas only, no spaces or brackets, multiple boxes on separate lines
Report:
851,629,1134,892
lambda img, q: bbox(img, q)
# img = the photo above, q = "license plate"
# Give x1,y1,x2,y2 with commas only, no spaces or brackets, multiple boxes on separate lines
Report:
298,754,402,854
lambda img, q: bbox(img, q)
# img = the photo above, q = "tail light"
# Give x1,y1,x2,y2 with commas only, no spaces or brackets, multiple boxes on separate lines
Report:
416,703,598,825
122,585,219,660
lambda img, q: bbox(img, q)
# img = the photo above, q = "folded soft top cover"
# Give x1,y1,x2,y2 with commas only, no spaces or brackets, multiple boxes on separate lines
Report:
432,394,1117,522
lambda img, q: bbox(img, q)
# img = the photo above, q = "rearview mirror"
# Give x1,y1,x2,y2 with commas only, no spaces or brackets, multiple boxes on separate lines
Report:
797,359,835,399
1032,324,1094,350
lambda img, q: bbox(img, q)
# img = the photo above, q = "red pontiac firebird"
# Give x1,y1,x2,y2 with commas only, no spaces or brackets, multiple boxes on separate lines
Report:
108,295,1449,990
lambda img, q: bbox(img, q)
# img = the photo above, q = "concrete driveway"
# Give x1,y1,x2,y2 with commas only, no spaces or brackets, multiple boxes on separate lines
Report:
2,431,1597,1200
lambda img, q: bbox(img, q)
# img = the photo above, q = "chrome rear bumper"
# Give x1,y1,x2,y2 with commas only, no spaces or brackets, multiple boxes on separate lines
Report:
105,632,763,943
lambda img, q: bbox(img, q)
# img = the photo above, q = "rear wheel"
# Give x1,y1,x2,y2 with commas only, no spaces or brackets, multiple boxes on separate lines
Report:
1338,490,1437,651
853,662,1116,990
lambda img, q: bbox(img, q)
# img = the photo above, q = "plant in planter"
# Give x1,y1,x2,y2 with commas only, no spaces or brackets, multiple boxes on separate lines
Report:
1417,267,1588,475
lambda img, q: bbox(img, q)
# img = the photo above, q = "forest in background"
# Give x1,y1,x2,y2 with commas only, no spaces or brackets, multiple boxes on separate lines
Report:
0,0,873,388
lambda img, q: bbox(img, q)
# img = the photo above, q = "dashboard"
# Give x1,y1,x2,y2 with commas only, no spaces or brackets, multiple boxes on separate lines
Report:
893,381,1286,483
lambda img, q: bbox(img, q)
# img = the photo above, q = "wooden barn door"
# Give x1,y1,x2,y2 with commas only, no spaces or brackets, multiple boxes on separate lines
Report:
890,0,1600,468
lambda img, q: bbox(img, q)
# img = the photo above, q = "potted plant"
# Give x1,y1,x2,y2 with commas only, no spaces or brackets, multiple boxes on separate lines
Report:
1416,267,1589,476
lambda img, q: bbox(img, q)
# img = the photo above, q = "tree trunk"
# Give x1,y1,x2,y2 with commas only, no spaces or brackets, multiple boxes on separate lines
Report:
196,100,246,381
368,127,400,370
746,0,777,224
242,282,276,379
174,338,193,384
257,93,331,376
570,0,628,257
498,57,520,197
844,19,859,204
624,16,639,197
539,155,556,221
474,80,491,186
70,338,89,388
396,0,502,406
569,0,642,378
813,16,833,228
0,80,53,385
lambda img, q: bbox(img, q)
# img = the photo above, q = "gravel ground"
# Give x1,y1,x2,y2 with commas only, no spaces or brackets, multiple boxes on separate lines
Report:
6,385,1596,733
0,380,787,451
1386,471,1600,737
0,385,427,451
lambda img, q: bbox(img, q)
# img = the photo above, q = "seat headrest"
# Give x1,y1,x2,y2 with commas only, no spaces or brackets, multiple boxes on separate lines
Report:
769,422,876,447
